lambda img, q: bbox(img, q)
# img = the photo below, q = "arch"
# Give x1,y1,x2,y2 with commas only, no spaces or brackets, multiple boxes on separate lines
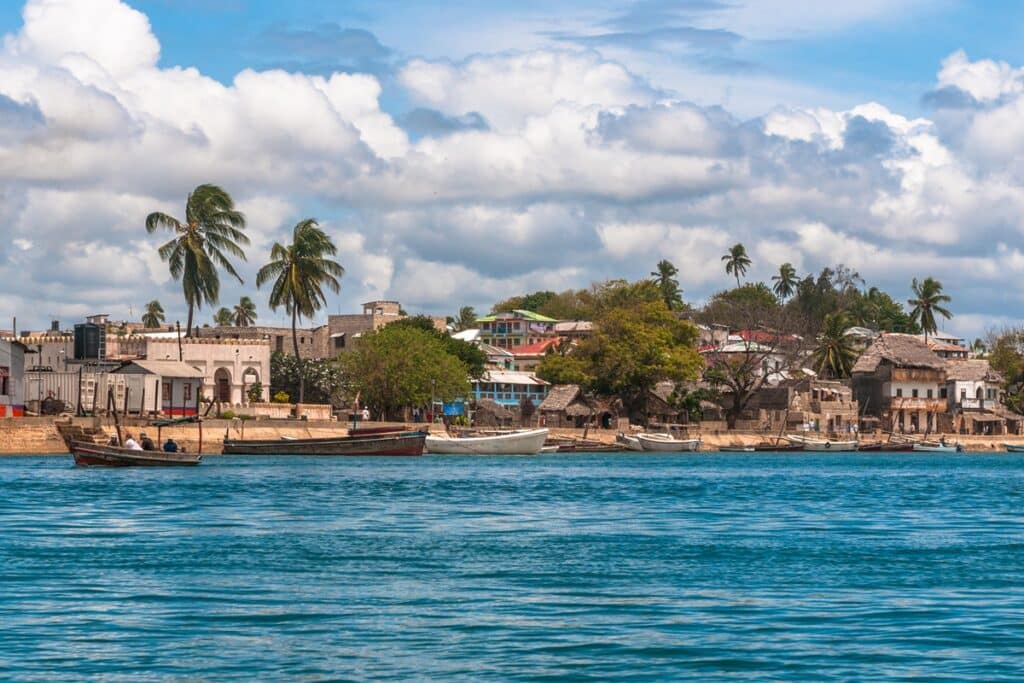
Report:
214,368,232,404
975,386,983,401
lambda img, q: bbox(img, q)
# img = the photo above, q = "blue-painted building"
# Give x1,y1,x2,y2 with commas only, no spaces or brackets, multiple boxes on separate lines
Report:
471,370,549,407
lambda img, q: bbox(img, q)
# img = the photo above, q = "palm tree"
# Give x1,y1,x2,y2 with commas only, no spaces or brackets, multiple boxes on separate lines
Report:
722,243,751,288
233,296,257,327
214,307,234,326
257,219,344,403
771,263,798,300
812,312,858,379
650,259,684,310
145,184,249,337
141,300,165,329
454,306,477,331
907,277,952,342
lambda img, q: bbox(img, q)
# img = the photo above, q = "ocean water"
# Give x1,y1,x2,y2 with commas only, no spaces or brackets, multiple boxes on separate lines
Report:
1,453,1023,681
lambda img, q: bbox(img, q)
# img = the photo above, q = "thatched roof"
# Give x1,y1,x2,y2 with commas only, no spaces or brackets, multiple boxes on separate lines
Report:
651,381,676,402
565,402,595,417
474,398,513,419
538,384,582,411
852,333,946,374
944,359,1003,383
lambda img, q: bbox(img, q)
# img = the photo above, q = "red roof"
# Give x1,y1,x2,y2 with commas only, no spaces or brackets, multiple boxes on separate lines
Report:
512,338,561,356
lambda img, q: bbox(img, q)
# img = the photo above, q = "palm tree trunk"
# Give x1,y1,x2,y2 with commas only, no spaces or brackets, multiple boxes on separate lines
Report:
186,303,194,338
735,274,740,289
292,307,304,404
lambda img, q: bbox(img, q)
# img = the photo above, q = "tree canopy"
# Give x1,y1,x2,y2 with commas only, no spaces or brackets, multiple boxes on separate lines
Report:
386,315,488,378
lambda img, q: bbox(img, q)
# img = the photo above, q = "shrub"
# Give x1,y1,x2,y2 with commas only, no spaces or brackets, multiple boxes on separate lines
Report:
273,391,290,404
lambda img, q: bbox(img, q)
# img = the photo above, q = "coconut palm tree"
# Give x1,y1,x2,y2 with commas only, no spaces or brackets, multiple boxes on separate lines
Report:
141,300,165,329
145,184,249,337
907,277,952,342
214,307,234,326
812,311,858,379
233,296,257,327
722,243,751,288
771,263,798,300
650,259,684,310
256,219,344,403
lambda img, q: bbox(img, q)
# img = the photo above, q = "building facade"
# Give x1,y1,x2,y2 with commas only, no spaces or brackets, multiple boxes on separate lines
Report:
0,340,27,417
145,338,270,406
852,334,948,433
476,310,558,349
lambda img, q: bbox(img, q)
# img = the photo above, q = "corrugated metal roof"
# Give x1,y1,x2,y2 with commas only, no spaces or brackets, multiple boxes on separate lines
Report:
115,360,204,378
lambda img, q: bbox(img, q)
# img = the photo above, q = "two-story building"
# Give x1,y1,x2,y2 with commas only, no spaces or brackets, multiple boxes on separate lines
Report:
471,370,549,408
852,333,948,433
476,310,558,349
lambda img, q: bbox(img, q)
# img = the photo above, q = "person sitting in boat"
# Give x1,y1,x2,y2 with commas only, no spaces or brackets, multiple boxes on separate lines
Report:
123,433,144,451
139,432,156,451
163,437,178,453
108,434,120,447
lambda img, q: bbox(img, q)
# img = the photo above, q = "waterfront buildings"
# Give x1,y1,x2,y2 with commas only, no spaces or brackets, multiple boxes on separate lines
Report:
471,370,549,408
475,310,558,349
0,340,27,417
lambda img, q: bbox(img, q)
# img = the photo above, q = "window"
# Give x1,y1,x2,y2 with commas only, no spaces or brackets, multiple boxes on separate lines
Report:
896,388,903,397
926,389,933,399
912,389,919,398
183,383,192,403
162,382,171,402
0,366,8,396
940,387,947,399
300,336,305,344
334,336,345,350
961,389,967,401
275,336,284,352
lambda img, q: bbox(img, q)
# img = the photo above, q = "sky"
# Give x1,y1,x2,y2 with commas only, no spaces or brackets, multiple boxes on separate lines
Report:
3,0,1024,339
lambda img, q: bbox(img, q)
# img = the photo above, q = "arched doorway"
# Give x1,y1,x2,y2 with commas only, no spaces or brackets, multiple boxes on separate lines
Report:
214,368,232,404
243,368,260,403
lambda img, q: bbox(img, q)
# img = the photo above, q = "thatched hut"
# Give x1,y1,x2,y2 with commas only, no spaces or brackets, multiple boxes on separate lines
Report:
538,384,618,429
472,397,514,427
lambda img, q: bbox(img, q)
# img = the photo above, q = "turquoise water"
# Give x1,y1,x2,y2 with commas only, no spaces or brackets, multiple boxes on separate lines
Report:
2,453,1023,681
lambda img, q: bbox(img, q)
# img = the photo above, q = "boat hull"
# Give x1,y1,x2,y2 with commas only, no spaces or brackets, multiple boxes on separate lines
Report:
785,435,858,451
1002,443,1024,452
616,434,644,452
636,434,702,452
222,430,427,456
425,428,549,455
72,442,202,467
912,444,960,453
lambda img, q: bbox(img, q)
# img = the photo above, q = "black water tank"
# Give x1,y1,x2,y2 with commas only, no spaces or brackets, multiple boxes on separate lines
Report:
73,323,104,360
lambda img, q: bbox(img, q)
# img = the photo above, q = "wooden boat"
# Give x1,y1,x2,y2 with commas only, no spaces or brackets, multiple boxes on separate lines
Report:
222,429,427,456
636,433,702,452
785,434,858,451
616,433,644,451
425,428,549,455
753,442,805,452
72,441,202,467
1002,443,1024,453
857,442,915,452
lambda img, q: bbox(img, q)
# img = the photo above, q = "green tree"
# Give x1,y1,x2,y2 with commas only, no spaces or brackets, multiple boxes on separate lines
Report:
141,300,165,329
453,306,477,331
722,243,751,288
145,184,249,337
340,325,471,420
386,315,488,378
536,353,595,387
847,287,919,333
213,307,234,326
270,352,343,405
233,296,257,327
650,259,684,311
771,263,798,300
908,277,952,342
699,283,780,326
986,328,1024,413
492,290,557,314
812,312,858,379
257,219,344,403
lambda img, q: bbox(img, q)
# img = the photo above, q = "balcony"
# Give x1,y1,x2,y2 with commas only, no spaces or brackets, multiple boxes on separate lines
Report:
957,398,994,411
889,397,946,411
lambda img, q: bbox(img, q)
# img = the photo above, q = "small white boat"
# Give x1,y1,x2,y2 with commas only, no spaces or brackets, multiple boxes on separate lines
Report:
425,428,549,455
913,442,962,453
1002,443,1024,453
539,445,560,454
636,433,702,452
616,433,644,452
785,434,858,451
719,445,755,452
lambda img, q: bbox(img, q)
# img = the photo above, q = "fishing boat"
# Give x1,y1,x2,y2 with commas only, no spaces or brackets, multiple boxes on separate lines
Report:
636,433,702,452
753,441,805,452
72,442,202,467
616,433,644,451
222,429,428,456
857,441,915,452
1003,443,1024,453
912,441,962,453
785,434,859,451
424,428,549,455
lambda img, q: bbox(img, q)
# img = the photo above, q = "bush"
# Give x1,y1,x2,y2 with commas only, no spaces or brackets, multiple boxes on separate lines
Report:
246,382,263,404
273,391,290,404
221,410,236,420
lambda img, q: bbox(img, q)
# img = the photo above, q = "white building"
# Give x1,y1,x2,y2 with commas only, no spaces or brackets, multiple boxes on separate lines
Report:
945,360,1003,412
145,337,270,406
111,360,206,416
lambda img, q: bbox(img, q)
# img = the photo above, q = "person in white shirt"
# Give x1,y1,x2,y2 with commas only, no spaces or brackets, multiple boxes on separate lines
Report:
361,407,370,421
123,434,144,451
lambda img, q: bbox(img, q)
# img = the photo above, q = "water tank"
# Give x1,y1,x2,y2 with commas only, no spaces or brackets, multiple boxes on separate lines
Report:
73,323,105,360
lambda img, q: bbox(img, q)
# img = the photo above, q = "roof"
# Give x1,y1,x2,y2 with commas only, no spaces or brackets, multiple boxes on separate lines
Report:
944,359,1003,383
928,340,968,353
451,329,480,342
553,321,594,333
538,384,582,411
476,309,558,323
512,338,561,356
474,397,513,419
479,370,550,386
852,333,946,374
479,342,513,358
115,360,204,378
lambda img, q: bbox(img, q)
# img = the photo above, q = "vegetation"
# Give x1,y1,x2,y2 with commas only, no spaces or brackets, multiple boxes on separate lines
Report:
233,296,257,327
908,277,952,341
771,263,798,300
984,328,1024,413
246,381,263,404
213,307,234,326
385,315,488,378
812,312,858,379
270,352,342,406
650,259,684,311
142,300,165,329
452,306,477,331
257,219,344,403
722,243,751,288
340,325,471,421
145,184,249,336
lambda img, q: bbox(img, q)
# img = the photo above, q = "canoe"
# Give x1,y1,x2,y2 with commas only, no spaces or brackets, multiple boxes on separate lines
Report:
1003,443,1024,453
785,434,859,451
72,441,202,467
636,433,702,452
425,428,549,455
221,429,427,456
616,433,644,452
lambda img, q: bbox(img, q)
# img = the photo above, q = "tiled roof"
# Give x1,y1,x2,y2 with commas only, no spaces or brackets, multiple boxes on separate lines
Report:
512,338,561,356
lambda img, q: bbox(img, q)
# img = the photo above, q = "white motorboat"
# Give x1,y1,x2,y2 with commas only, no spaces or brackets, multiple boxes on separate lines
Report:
785,434,858,451
913,441,962,453
425,428,549,455
1002,443,1024,453
636,433,702,452
616,433,644,451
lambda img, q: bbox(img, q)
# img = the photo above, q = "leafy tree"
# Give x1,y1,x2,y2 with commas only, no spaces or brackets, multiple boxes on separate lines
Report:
985,328,1024,413
145,184,249,336
233,296,257,327
246,381,263,404
385,315,488,378
771,263,798,300
811,311,858,379
536,353,595,386
270,352,343,406
908,277,952,341
453,306,477,331
492,290,557,314
213,307,234,326
847,287,919,333
340,325,470,420
142,300,165,329
722,243,751,287
699,283,780,326
257,219,344,403
650,259,684,311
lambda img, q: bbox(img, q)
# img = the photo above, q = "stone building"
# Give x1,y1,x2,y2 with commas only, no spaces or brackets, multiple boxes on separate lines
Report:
852,333,948,433
145,337,270,406
194,324,328,359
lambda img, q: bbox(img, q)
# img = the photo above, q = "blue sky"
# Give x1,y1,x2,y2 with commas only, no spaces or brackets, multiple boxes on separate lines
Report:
3,0,1024,338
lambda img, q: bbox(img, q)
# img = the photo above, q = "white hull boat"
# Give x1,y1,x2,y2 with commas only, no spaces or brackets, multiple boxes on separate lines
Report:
616,433,644,451
1002,443,1024,453
636,433,702,452
425,428,549,455
913,442,962,453
785,434,858,451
